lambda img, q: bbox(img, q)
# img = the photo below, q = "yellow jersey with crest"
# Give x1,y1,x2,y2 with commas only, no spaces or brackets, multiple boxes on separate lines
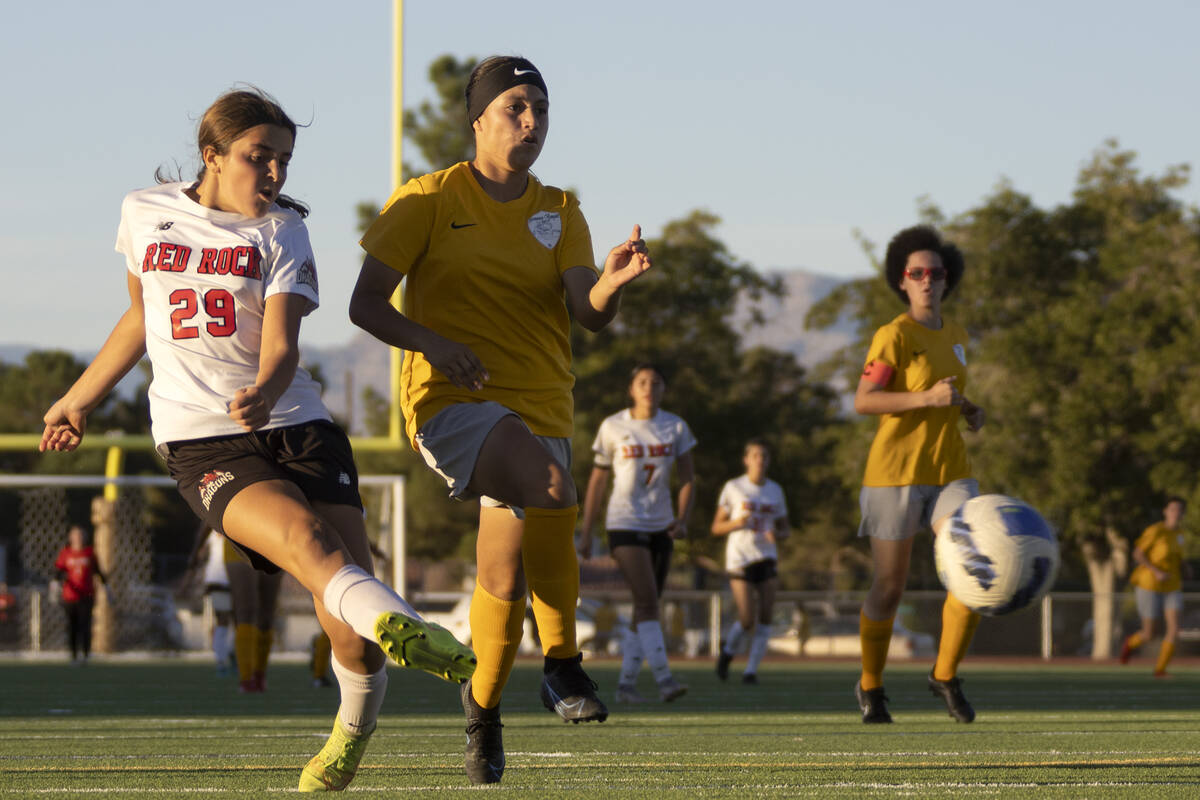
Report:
861,313,971,487
360,162,596,445
1129,522,1185,593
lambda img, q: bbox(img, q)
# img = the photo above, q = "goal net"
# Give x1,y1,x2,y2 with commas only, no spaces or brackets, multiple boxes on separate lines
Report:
0,474,405,655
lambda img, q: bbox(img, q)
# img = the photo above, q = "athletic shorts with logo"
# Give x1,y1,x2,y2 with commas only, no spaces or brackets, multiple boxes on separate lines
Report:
165,420,361,572
415,400,571,518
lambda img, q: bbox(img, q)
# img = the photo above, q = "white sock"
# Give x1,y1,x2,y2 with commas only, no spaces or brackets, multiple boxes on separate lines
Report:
332,656,388,736
636,620,673,684
322,565,420,641
746,624,772,675
723,621,745,655
212,624,231,666
618,627,643,687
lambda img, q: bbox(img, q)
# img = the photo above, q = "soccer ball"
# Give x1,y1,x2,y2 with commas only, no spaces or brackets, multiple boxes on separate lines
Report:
934,494,1059,616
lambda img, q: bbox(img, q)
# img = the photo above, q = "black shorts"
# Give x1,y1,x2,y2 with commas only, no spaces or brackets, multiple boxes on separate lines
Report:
729,558,777,584
165,420,361,572
608,529,673,596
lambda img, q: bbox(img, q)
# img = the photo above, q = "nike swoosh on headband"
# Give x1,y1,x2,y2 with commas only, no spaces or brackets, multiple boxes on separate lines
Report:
514,68,539,76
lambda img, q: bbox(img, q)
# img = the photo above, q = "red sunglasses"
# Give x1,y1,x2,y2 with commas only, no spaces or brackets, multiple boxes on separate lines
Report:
903,267,947,282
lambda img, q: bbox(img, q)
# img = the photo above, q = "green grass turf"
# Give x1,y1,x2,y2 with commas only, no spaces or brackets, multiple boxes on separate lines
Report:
0,658,1198,798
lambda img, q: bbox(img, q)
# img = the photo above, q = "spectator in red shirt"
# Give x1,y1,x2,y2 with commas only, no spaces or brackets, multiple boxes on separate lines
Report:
52,525,110,664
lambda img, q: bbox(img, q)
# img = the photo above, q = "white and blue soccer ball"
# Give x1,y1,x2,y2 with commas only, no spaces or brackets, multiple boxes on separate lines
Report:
935,494,1060,616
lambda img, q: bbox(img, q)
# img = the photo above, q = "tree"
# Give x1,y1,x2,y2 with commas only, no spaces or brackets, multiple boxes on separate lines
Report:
808,142,1200,656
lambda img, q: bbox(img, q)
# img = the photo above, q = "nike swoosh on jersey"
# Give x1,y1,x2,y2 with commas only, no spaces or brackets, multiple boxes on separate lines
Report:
450,221,477,229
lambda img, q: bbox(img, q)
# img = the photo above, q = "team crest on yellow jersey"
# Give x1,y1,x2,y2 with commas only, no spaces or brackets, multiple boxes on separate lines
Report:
528,211,561,248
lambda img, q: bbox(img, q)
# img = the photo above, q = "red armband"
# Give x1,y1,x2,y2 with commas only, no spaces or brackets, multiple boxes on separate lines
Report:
862,360,895,387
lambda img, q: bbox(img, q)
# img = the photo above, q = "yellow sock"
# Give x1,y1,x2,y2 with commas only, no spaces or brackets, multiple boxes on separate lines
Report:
1154,640,1176,674
253,627,273,676
933,593,981,681
469,581,525,708
1125,631,1145,652
521,505,580,659
311,632,332,680
234,624,256,681
859,612,894,691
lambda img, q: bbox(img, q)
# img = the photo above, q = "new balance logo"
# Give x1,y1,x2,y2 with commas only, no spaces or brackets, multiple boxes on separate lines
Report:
338,472,351,486
156,221,174,231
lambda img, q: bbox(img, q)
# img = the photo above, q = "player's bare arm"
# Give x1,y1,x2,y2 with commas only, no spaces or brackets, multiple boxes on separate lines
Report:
40,272,147,452
564,224,652,331
711,506,749,537
350,253,488,391
228,293,307,431
669,452,696,539
854,373,961,416
578,465,612,559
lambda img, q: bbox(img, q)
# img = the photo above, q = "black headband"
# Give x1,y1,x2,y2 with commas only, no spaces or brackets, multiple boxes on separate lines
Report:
467,58,549,123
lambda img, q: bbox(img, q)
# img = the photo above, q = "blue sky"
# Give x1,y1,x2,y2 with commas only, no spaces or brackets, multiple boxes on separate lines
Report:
4,0,1200,349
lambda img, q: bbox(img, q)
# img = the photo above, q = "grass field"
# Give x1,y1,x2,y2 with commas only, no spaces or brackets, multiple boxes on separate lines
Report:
1,657,1198,798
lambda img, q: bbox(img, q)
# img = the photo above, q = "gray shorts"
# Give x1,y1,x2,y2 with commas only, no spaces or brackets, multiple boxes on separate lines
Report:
857,478,979,541
1135,586,1183,619
414,400,571,518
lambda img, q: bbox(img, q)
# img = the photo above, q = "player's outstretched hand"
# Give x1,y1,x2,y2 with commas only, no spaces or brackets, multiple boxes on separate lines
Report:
667,518,688,540
601,225,652,289
40,399,87,452
228,386,273,432
424,334,489,391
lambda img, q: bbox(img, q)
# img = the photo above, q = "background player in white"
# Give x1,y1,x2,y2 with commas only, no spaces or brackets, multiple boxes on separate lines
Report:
579,364,696,703
711,439,789,684
38,87,473,792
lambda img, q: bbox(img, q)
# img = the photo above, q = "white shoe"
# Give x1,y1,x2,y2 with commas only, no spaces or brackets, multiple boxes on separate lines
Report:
615,684,649,703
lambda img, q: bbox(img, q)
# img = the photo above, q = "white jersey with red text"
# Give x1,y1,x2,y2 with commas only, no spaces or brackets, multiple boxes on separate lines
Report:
115,183,329,446
717,475,789,570
592,409,696,531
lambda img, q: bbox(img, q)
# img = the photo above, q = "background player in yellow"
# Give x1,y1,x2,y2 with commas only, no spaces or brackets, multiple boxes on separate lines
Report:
854,225,986,724
350,56,652,785
1120,496,1191,676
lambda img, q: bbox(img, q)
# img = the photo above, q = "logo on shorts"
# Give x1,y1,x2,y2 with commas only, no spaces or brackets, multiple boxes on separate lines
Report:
198,470,236,510
527,211,561,249
338,472,351,486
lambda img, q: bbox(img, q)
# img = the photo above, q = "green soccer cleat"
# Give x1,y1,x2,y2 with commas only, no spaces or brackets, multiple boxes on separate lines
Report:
374,611,476,684
298,718,373,792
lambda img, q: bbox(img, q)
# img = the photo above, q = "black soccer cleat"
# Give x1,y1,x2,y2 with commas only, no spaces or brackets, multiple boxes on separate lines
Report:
741,673,759,685
928,672,975,723
855,681,892,724
540,653,609,723
716,649,733,682
462,679,505,784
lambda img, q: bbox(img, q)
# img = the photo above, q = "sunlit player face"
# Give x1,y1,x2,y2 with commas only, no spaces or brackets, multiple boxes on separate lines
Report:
744,445,769,483
204,123,293,218
473,85,548,173
629,368,665,412
68,527,85,549
898,250,946,314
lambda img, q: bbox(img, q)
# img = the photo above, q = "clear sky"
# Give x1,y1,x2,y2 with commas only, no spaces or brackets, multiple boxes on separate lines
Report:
4,0,1200,350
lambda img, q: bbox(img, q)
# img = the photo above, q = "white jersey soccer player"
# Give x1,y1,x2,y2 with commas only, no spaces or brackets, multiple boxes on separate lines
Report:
115,182,328,447
591,409,697,532
716,475,789,573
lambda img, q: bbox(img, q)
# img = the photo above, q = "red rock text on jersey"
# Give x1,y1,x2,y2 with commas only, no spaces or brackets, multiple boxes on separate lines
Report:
141,242,262,279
